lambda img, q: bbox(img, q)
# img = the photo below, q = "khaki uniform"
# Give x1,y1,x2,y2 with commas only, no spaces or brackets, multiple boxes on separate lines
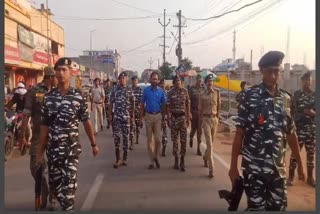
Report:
199,87,220,172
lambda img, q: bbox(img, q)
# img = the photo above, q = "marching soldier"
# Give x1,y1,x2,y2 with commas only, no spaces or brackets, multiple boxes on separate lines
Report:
36,57,99,211
287,71,316,187
109,72,135,168
104,79,113,129
91,78,105,135
199,74,221,178
188,74,205,156
235,81,247,112
159,79,168,156
229,51,305,211
129,76,143,150
167,75,190,172
19,67,58,210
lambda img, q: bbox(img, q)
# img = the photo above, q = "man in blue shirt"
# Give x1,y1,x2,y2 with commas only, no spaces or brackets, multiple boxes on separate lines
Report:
139,71,166,169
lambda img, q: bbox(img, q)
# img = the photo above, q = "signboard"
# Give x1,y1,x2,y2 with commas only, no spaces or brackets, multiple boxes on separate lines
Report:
102,58,114,63
33,32,50,52
33,51,49,65
175,63,186,74
18,25,35,48
19,42,34,62
5,45,21,64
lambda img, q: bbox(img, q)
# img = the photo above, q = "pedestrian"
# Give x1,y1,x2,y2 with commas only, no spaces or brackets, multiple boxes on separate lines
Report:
167,75,190,171
199,74,221,178
109,72,135,168
104,79,113,129
159,79,168,156
188,74,205,156
91,78,105,135
129,76,143,150
19,66,58,210
287,71,316,187
36,57,99,211
139,71,166,169
228,51,305,211
235,81,247,112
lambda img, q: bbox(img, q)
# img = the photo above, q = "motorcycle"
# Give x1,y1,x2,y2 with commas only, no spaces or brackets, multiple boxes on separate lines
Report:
4,110,25,161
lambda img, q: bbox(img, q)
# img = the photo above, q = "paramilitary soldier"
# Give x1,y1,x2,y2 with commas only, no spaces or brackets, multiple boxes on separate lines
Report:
188,74,205,156
109,72,135,168
287,71,316,187
235,81,248,113
129,76,143,150
104,79,113,129
199,74,221,178
20,66,58,210
36,58,99,211
159,79,168,156
229,51,305,211
167,75,190,172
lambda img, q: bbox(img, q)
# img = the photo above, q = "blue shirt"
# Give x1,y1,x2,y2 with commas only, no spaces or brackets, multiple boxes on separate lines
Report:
142,86,166,113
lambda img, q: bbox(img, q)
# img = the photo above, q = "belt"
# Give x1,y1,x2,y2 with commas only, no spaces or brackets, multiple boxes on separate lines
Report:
172,112,185,117
146,111,160,115
203,113,217,118
94,102,102,104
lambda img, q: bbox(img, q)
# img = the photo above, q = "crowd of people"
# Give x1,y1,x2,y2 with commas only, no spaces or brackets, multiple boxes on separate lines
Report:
4,49,315,211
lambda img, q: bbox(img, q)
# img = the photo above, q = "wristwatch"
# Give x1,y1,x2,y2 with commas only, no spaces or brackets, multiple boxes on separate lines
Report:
91,143,97,147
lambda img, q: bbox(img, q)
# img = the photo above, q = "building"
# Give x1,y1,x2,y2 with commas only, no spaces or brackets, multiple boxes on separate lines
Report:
78,49,121,81
4,0,65,90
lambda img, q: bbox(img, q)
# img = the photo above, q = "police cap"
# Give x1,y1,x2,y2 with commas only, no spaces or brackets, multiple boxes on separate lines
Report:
301,71,312,80
258,51,285,69
54,57,72,70
118,72,127,79
131,75,138,81
204,74,214,83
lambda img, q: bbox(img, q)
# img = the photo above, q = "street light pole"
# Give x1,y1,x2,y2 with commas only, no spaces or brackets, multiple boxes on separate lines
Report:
90,29,96,71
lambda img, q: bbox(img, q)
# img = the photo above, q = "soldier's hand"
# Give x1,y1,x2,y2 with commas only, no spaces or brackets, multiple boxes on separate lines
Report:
228,167,240,186
92,145,99,157
297,165,305,182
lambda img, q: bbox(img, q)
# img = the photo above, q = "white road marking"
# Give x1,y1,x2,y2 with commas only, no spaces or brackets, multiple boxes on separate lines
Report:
80,173,104,211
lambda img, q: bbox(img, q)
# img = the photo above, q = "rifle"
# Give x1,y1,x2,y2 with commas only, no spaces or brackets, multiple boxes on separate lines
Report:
218,176,244,211
35,165,43,211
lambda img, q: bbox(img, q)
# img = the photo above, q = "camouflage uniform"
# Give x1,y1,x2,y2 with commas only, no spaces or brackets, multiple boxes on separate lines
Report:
188,84,205,155
288,89,316,185
236,83,295,211
104,86,113,128
109,85,135,166
23,82,53,208
161,88,168,149
41,87,89,211
167,86,190,171
129,86,142,148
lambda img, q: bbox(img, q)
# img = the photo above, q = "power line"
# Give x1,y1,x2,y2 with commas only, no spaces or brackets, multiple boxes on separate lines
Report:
185,0,264,21
183,0,283,45
52,15,161,21
121,37,160,54
110,0,162,15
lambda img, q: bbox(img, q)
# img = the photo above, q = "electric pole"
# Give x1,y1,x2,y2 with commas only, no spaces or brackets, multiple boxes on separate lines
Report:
173,10,186,65
250,49,253,71
158,9,171,66
232,30,236,64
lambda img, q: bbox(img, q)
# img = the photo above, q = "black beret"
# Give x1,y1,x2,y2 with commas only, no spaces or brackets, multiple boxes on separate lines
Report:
204,74,214,82
118,72,127,79
54,57,72,70
172,75,181,84
258,51,285,69
301,71,312,80
131,76,138,81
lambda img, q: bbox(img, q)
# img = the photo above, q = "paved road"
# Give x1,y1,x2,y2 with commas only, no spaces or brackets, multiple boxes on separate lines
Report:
4,117,315,211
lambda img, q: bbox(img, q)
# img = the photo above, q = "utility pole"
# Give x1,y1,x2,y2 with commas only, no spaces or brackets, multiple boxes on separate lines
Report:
46,0,51,66
90,29,96,71
173,10,186,65
250,49,253,71
232,30,236,64
158,9,171,66
148,57,154,70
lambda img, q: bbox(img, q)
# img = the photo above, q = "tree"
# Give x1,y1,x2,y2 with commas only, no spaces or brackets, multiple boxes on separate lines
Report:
181,57,193,70
159,62,174,79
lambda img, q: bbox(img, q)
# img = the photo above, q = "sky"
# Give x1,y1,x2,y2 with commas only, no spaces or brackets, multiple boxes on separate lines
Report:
31,0,315,74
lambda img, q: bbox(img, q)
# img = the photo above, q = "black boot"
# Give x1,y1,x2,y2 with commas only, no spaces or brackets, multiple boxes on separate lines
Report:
113,148,121,168
173,157,179,170
122,151,128,166
197,142,202,156
307,166,316,187
161,146,166,157
287,168,295,186
135,135,139,144
189,138,193,148
180,156,185,172
203,156,208,168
